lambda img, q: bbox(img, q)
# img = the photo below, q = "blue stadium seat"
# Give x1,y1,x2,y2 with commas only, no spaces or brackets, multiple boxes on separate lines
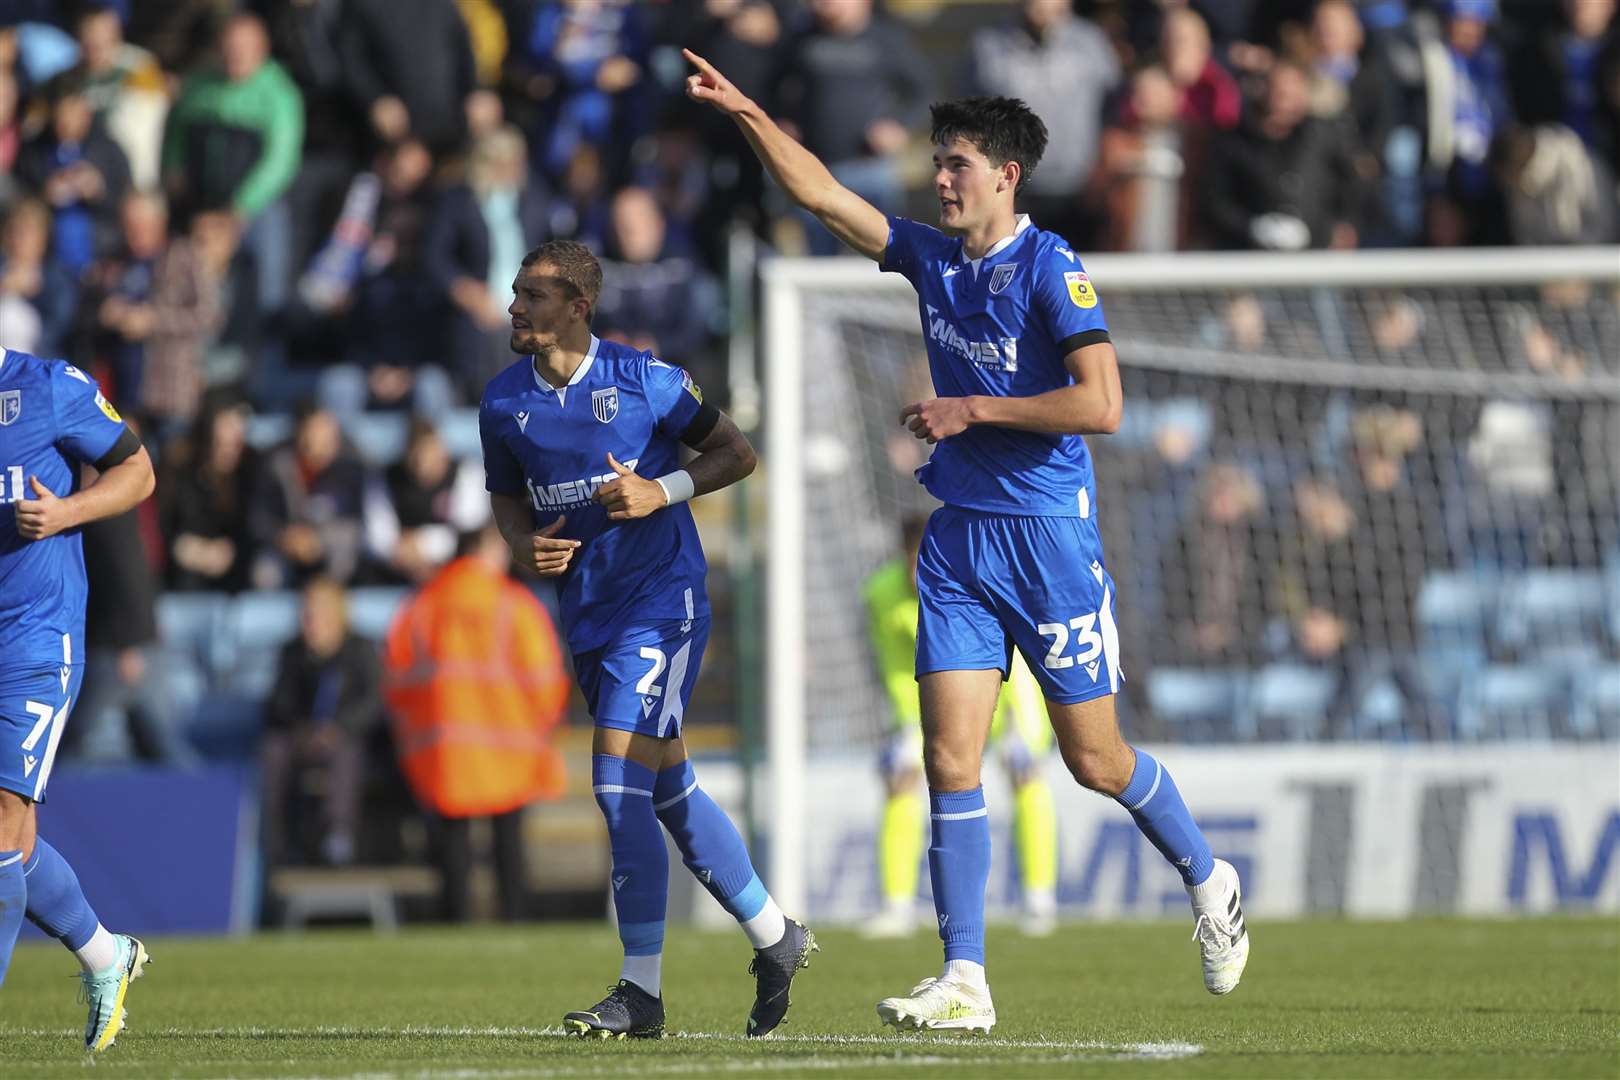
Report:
1455,665,1567,741
1605,562,1620,647
1109,396,1212,453
347,586,411,641
438,408,482,461
1417,572,1496,654
1246,664,1335,741
219,591,300,698
1493,569,1607,658
245,413,292,450
1351,676,1407,740
1146,668,1248,742
344,412,410,466
155,592,227,660
1570,665,1620,741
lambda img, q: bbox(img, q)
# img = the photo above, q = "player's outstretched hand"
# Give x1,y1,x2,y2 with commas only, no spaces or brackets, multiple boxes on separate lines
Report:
684,49,749,115
529,515,581,578
595,453,668,521
15,475,75,541
901,399,973,444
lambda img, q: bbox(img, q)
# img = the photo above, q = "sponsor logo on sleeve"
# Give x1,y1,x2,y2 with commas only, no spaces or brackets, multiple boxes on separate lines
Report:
1064,271,1098,309
94,391,122,422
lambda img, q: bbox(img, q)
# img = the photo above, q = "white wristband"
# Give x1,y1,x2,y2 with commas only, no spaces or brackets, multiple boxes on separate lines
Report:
654,469,695,506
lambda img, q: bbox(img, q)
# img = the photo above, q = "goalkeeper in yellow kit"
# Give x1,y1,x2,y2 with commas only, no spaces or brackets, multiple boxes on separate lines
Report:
863,517,1059,938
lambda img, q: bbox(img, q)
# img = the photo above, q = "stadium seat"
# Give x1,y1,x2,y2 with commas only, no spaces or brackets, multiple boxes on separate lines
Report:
156,592,228,660
1417,572,1496,653
1109,396,1212,453
1604,562,1620,647
245,413,292,450
1570,665,1620,741
1246,664,1335,741
1351,676,1407,740
155,593,231,735
1455,665,1567,741
347,586,411,640
219,591,301,698
344,412,410,467
1492,569,1607,659
438,408,482,461
1146,668,1248,742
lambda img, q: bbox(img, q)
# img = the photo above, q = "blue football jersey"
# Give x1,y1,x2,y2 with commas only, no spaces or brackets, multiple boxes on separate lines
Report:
882,214,1111,517
0,350,131,669
479,336,710,655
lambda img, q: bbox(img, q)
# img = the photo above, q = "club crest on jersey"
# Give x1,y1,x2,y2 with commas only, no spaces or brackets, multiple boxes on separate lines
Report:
988,263,1018,295
1064,271,1098,309
591,386,619,424
0,390,18,426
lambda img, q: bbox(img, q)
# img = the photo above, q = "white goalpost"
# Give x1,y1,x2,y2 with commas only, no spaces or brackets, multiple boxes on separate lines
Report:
759,246,1620,918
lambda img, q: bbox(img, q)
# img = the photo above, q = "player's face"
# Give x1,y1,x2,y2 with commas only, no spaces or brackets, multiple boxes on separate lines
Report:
932,137,1010,236
509,263,588,355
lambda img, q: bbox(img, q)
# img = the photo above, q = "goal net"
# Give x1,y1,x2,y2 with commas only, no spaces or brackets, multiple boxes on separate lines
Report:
757,247,1620,916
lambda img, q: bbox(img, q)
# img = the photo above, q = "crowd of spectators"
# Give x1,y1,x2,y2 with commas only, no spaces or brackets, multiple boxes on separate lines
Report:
0,0,1610,604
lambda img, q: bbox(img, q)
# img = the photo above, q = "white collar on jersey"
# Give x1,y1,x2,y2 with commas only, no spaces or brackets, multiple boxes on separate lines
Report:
965,214,1032,278
531,334,600,407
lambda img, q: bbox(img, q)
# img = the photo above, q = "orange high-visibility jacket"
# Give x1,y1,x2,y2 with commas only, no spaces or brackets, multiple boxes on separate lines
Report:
382,557,569,817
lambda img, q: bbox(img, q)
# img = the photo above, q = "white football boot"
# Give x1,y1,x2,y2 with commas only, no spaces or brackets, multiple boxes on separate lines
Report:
876,975,995,1033
1188,858,1249,995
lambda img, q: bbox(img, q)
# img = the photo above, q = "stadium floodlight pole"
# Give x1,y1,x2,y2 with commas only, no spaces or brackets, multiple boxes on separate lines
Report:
763,258,808,915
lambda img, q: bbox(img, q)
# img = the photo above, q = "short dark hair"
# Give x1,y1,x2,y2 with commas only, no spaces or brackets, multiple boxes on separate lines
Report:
930,97,1048,193
521,240,602,313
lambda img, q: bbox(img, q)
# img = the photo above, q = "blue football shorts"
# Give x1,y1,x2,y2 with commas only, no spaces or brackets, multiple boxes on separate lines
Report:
915,506,1123,705
0,662,84,803
575,616,711,739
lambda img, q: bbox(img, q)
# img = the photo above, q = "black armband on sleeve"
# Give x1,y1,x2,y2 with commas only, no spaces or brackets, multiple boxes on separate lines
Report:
1058,329,1111,354
94,428,142,471
679,401,722,449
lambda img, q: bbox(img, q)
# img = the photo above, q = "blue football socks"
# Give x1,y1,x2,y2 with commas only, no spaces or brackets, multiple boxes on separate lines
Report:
928,787,991,965
1117,749,1215,887
0,849,25,986
22,838,99,952
653,759,785,948
592,755,669,993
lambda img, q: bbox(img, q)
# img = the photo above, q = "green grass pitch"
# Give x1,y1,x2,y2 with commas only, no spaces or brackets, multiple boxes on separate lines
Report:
2,917,1615,1078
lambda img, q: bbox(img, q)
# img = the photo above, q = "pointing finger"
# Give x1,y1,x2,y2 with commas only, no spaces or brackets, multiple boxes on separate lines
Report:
682,48,718,78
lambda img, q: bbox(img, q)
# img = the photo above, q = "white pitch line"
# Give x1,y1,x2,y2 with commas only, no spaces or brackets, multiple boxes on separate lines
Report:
1,1025,1204,1078
0,1023,1201,1057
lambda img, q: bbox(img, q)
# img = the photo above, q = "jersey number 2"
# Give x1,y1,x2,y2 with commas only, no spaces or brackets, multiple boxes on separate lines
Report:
636,647,666,699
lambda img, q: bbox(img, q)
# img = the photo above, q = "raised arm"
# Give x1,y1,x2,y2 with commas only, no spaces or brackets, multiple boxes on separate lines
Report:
684,48,889,261
900,341,1124,442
